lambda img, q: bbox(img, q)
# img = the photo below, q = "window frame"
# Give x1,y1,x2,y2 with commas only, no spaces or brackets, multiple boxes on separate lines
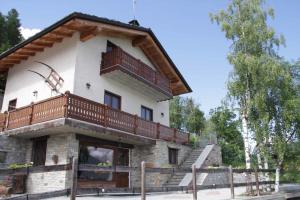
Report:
104,90,121,110
8,99,17,111
168,147,178,165
31,136,48,166
141,105,153,121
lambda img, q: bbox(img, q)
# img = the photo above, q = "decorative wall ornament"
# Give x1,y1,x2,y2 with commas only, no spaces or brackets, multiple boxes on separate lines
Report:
27,61,64,93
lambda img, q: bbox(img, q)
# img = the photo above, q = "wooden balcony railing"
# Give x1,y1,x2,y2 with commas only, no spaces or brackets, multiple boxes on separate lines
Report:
0,92,189,145
101,47,172,96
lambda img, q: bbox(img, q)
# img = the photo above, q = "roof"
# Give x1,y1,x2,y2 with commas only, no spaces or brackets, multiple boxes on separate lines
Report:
0,12,192,95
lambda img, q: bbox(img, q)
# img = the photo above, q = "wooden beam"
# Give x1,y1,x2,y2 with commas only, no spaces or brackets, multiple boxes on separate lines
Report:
132,36,148,47
41,36,63,43
32,41,53,48
23,46,44,52
51,30,73,37
1,59,20,64
80,26,101,42
8,55,28,60
15,51,35,56
73,19,148,37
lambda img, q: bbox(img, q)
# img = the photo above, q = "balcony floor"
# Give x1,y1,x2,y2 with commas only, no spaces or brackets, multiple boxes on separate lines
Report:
2,118,156,146
102,67,171,101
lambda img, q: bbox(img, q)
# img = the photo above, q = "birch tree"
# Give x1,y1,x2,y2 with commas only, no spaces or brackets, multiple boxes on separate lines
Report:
210,0,284,169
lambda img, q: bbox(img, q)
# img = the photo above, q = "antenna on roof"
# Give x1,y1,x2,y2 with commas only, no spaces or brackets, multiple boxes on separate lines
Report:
133,0,137,20
129,0,140,26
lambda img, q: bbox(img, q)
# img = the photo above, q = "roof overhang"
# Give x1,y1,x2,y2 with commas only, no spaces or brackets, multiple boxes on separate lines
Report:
0,12,192,95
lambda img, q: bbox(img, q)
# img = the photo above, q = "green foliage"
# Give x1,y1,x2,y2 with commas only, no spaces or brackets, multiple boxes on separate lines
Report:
0,9,23,53
0,9,23,90
188,133,200,149
8,163,32,169
209,106,245,167
169,96,205,135
97,162,112,167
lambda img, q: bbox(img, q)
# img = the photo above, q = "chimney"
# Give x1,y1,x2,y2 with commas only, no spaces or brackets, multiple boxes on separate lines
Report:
128,19,140,27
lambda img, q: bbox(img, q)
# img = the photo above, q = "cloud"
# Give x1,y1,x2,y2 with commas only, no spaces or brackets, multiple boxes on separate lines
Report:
20,27,41,39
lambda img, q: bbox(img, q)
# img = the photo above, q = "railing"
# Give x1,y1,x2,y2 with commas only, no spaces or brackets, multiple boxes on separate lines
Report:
101,47,172,96
0,92,189,145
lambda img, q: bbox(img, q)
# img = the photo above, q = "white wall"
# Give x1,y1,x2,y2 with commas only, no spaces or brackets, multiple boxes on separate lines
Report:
74,36,170,126
2,33,170,126
1,34,78,111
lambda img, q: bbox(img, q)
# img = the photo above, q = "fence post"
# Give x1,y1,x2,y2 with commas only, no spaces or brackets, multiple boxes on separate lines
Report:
104,105,108,127
255,168,260,196
192,164,197,200
70,158,78,200
229,165,234,199
141,161,146,200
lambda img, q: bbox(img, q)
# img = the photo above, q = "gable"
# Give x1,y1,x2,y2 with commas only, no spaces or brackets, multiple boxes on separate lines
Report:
0,12,191,96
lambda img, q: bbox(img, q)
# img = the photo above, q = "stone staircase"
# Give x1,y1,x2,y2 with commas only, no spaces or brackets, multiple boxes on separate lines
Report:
164,146,212,187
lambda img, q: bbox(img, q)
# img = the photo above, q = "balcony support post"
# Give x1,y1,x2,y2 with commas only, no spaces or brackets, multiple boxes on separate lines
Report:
134,115,138,134
104,105,108,127
29,102,34,125
156,123,160,139
64,91,70,118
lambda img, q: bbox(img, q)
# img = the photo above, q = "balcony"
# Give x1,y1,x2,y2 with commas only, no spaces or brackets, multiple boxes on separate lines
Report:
100,47,172,101
0,93,189,145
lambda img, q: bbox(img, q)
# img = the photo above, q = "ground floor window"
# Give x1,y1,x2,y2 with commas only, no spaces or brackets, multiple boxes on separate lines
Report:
79,145,114,181
168,148,178,165
78,138,130,188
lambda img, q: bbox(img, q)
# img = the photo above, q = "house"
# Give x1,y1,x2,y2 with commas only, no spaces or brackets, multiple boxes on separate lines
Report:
0,12,198,193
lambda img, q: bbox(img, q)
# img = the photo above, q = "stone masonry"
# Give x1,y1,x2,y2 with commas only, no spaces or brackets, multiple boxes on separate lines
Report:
27,133,79,193
130,140,192,188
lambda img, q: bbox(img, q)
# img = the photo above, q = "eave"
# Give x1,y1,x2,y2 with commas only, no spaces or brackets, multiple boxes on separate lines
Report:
0,12,192,96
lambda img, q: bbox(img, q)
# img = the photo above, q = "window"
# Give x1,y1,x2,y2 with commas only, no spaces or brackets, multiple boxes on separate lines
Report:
104,91,121,110
32,137,48,166
106,41,117,52
79,144,114,181
168,148,178,165
0,151,7,163
141,106,153,121
8,99,17,111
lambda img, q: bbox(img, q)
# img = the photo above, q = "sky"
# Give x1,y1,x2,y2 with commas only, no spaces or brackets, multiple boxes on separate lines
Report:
1,0,300,116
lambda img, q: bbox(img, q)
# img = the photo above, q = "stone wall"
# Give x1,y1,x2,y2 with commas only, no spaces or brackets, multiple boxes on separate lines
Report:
202,145,222,167
130,140,192,187
27,133,79,193
0,135,30,167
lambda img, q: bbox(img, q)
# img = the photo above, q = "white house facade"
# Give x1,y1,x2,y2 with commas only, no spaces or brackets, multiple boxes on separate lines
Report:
0,13,193,193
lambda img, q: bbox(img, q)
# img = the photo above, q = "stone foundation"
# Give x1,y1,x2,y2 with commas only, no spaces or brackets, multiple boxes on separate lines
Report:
130,140,192,187
26,133,79,193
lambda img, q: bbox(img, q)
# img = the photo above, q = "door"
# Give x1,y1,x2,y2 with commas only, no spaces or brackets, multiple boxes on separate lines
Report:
115,148,129,187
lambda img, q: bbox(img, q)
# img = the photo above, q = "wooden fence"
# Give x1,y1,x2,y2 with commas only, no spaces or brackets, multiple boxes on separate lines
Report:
0,159,278,200
0,92,189,145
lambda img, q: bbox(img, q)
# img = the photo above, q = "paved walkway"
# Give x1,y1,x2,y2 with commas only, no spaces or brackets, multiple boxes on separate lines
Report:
51,187,247,200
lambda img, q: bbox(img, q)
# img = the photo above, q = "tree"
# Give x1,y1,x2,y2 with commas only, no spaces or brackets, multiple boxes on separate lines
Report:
6,9,23,48
251,60,300,191
209,106,245,167
210,0,284,170
0,9,23,90
169,96,205,135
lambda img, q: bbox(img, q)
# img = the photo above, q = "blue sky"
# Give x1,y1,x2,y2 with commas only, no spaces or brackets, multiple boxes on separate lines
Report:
1,0,300,115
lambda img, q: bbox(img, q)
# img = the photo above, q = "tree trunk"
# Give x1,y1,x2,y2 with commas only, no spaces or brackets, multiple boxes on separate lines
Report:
242,112,252,193
242,113,251,169
275,166,281,192
263,156,271,192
